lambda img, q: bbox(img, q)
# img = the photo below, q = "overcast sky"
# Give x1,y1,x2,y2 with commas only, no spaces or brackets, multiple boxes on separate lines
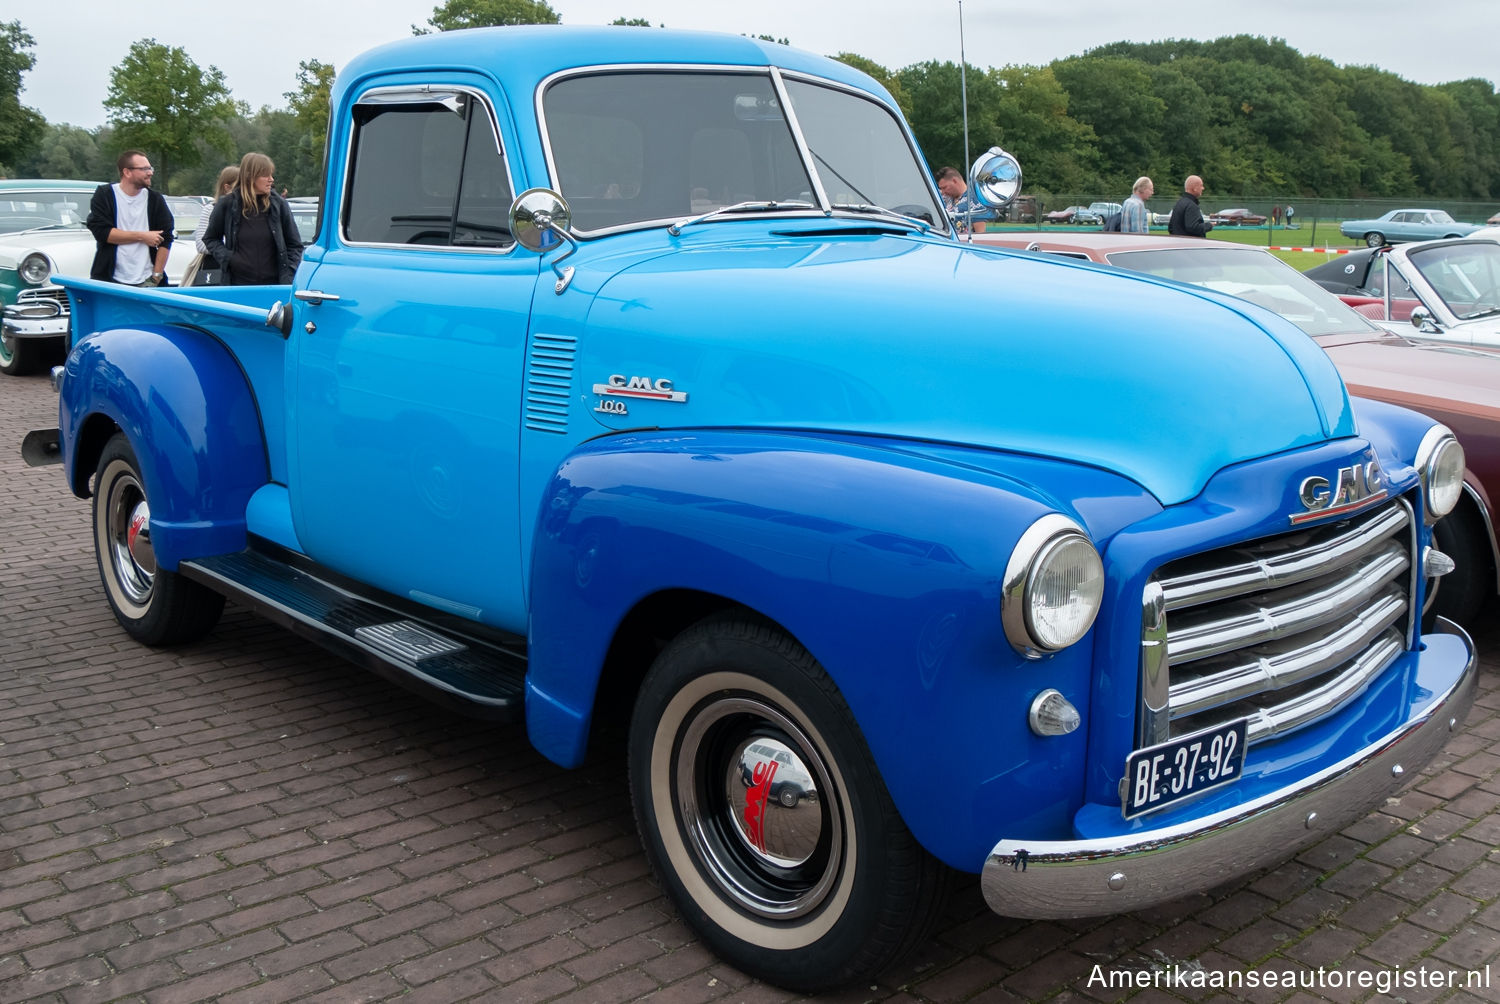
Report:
18,0,1500,129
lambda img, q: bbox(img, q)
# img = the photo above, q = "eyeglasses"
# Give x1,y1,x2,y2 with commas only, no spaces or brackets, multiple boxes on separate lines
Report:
128,165,154,173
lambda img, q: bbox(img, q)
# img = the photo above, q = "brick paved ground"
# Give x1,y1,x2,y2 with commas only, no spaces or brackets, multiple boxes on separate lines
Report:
3,367,1498,1003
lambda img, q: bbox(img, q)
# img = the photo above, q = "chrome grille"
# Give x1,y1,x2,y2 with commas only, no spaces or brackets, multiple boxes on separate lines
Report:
1140,498,1414,749
525,332,576,434
18,285,69,311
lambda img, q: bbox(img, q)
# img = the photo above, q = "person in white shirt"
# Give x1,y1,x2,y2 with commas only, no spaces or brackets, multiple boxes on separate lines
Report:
85,150,175,285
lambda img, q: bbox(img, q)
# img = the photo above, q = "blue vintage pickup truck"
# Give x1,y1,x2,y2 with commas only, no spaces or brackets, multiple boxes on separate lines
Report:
29,26,1476,991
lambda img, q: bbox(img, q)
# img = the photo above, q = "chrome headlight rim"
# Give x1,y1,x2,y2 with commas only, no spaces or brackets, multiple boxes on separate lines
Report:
1415,425,1464,524
18,252,53,286
1001,513,1105,659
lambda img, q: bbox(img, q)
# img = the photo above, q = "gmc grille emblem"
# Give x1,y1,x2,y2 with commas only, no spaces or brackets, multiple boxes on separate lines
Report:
1292,460,1387,524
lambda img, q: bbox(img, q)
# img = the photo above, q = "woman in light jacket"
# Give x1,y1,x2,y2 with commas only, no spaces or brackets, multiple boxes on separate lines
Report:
202,152,304,285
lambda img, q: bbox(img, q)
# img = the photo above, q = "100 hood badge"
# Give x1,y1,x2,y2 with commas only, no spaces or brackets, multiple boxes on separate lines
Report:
1292,459,1387,524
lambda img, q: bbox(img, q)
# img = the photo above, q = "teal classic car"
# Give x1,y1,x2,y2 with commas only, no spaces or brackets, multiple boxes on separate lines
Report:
1340,208,1481,247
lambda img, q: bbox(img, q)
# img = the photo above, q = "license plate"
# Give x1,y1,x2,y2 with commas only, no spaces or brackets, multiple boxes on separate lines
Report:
1122,718,1247,819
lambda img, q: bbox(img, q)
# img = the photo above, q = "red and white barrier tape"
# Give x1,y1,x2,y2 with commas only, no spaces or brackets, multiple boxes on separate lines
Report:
1268,246,1353,253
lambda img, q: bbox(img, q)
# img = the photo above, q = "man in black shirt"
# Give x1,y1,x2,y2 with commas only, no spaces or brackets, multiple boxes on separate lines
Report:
1168,175,1214,238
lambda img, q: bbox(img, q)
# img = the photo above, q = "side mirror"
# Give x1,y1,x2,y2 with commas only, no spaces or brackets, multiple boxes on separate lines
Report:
510,188,579,293
968,147,1023,211
1409,306,1440,334
510,188,572,253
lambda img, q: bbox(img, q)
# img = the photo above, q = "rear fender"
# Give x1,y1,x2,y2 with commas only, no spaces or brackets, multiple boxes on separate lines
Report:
61,324,269,569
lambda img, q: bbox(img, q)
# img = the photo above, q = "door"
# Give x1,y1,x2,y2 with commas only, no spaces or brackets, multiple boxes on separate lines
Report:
290,83,540,631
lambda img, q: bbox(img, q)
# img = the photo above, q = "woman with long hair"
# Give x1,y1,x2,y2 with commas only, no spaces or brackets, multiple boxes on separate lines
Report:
202,152,304,285
192,164,240,254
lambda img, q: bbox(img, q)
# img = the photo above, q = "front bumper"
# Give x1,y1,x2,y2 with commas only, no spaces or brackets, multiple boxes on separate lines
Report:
981,621,1476,918
3,300,69,340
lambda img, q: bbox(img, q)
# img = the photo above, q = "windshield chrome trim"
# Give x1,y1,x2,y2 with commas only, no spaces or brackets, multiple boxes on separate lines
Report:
534,61,948,239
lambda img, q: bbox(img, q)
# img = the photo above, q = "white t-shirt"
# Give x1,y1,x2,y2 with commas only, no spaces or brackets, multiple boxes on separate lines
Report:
113,184,152,284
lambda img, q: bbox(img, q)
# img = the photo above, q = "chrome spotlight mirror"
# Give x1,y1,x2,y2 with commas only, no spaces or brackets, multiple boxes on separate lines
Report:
510,188,573,253
968,147,1022,211
509,188,579,293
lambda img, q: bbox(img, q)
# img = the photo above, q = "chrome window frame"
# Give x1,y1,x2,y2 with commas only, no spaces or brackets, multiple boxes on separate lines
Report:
338,83,519,255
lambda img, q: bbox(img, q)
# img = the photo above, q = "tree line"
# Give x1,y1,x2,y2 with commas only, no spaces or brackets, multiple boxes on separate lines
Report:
1,6,1497,203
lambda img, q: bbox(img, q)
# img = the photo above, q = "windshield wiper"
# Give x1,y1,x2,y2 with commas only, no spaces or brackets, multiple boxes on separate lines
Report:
16,223,81,234
1460,305,1500,320
668,200,817,236
830,203,935,231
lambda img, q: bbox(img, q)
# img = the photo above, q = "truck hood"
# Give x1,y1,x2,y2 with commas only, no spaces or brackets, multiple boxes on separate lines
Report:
574,231,1353,506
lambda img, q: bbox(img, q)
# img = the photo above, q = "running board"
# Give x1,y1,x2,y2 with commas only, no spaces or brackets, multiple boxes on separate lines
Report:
181,549,526,721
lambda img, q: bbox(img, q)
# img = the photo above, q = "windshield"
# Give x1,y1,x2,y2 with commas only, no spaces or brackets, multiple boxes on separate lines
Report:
542,69,941,232
1106,246,1378,337
0,190,91,234
1404,242,1500,320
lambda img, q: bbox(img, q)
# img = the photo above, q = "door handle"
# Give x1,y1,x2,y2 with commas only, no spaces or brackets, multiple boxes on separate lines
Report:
294,289,341,304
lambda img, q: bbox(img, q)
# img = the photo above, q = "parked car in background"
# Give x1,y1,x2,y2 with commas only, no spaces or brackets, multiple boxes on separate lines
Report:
1045,204,1085,224
1305,247,1421,321
973,231,1500,626
1375,238,1500,351
1,195,206,375
0,179,96,235
998,194,1039,223
1486,211,1500,225
1340,208,1480,247
1079,201,1121,225
1207,208,1266,227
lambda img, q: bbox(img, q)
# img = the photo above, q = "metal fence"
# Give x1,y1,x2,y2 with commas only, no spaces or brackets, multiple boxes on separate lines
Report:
997,195,1499,245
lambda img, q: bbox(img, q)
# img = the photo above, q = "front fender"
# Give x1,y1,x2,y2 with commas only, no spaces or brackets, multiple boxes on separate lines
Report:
61,324,269,569
524,429,1159,870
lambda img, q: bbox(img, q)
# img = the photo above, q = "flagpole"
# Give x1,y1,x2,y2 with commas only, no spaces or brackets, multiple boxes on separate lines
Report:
959,1,972,241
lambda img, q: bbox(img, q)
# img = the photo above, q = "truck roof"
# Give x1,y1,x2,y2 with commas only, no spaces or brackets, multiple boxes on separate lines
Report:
339,25,889,108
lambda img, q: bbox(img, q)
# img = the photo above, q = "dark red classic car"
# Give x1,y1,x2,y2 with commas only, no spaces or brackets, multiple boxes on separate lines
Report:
1207,208,1267,226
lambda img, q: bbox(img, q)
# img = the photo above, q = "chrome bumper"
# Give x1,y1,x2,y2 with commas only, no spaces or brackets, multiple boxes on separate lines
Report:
981,621,1475,918
3,303,69,339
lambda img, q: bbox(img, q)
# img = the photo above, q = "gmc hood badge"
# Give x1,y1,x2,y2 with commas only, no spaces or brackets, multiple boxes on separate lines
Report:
1292,459,1387,524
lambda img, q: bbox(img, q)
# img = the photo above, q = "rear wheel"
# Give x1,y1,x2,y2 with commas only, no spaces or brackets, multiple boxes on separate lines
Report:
1365,232,1386,247
93,433,225,645
0,330,42,376
628,614,947,992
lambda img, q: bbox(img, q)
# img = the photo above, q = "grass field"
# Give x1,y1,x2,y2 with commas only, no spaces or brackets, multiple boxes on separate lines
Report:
1207,225,1361,270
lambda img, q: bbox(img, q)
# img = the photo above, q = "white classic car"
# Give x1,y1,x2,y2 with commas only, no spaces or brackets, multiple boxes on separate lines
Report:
1,195,318,376
0,194,210,375
1371,238,1500,351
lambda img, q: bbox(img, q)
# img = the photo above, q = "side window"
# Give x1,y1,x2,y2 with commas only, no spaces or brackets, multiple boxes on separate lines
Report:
344,90,514,248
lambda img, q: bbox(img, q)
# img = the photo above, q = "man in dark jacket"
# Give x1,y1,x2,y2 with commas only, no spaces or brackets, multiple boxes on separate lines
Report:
86,150,175,284
1167,175,1214,238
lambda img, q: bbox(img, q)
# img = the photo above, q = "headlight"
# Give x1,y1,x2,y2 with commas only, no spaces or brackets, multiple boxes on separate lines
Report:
1002,514,1105,658
18,252,52,286
1416,425,1464,522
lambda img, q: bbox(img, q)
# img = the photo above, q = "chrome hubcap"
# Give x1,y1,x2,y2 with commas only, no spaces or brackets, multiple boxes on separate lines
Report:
676,695,839,920
108,478,154,604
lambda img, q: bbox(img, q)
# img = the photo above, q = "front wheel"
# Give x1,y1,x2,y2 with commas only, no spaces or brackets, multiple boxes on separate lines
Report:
628,614,947,992
0,330,42,376
93,433,225,645
1427,503,1495,630
1365,232,1386,247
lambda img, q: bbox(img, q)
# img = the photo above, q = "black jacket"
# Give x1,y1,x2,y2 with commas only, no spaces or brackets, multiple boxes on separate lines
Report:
1167,192,1213,238
202,191,305,284
86,183,175,282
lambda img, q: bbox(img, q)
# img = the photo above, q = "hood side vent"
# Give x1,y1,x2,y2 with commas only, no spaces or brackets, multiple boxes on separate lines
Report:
525,333,576,434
